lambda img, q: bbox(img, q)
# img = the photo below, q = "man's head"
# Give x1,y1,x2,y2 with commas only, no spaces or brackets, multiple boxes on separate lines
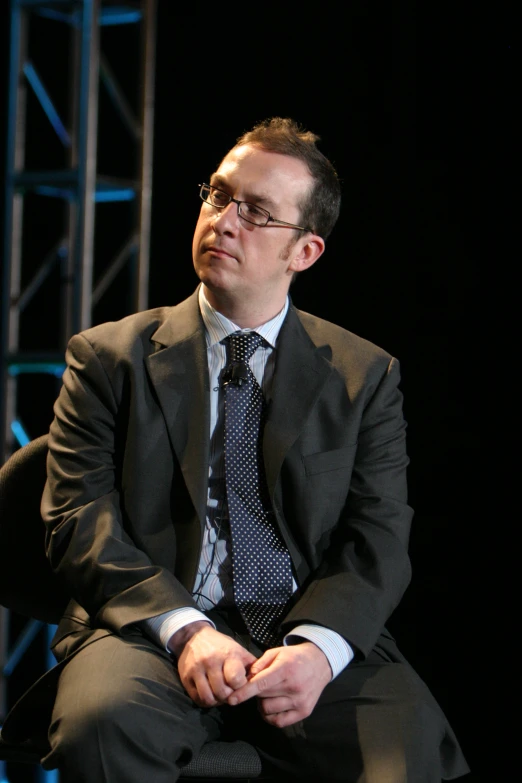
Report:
192,118,340,326
234,117,341,241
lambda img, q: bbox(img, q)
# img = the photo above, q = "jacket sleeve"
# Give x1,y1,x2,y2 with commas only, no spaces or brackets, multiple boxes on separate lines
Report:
41,332,198,636
281,356,414,658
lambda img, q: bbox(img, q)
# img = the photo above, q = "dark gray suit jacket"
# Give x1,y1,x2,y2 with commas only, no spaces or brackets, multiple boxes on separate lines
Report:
41,288,413,662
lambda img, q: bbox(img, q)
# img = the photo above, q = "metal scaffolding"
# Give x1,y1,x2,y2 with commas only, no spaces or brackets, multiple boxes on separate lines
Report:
1,1,157,779
1,0,156,461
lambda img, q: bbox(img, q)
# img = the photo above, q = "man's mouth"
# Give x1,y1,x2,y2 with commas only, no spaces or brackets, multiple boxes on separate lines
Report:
205,244,235,259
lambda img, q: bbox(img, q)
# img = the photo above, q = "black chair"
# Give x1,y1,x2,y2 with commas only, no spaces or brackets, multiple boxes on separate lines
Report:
0,434,267,781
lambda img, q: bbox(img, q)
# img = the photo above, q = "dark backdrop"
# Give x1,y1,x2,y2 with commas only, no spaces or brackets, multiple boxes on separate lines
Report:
2,3,513,781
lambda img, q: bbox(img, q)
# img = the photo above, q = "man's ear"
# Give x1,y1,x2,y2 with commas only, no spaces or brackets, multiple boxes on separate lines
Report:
289,234,325,274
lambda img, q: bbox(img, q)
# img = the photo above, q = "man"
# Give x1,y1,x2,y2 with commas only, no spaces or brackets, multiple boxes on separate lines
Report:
39,118,469,781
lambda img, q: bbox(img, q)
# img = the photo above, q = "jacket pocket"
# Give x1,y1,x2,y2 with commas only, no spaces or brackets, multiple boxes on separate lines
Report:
303,444,358,476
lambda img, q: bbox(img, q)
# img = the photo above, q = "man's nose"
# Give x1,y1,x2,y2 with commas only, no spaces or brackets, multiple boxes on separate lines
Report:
211,201,240,234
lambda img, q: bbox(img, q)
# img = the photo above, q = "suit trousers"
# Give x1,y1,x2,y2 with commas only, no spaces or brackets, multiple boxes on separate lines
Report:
41,613,466,783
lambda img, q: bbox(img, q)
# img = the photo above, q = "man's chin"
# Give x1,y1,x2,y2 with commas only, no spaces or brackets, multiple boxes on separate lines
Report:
198,277,232,303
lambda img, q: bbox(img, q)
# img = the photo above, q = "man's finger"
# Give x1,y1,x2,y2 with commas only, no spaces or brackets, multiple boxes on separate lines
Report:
206,666,234,703
187,671,218,708
262,709,303,728
228,666,285,705
258,695,294,717
248,647,279,677
223,656,249,689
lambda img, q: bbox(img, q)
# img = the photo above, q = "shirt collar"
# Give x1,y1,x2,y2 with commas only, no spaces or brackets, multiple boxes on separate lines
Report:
198,286,289,349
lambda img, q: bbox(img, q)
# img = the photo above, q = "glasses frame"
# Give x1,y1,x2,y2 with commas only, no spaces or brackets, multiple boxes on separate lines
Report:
198,183,313,233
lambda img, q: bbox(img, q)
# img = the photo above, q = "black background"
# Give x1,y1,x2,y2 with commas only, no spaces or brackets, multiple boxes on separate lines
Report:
1,2,515,780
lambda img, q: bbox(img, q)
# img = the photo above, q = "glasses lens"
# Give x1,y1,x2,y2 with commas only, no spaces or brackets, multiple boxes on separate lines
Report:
199,185,269,227
203,185,230,209
239,202,270,226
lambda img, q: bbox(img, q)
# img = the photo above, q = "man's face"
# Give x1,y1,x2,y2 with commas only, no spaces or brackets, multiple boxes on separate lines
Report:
192,144,323,310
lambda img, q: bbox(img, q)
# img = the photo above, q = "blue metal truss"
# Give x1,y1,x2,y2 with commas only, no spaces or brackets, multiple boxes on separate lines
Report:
1,2,157,779
1,0,157,461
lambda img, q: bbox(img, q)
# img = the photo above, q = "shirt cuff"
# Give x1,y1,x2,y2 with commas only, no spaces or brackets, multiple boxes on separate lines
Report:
141,607,215,652
283,624,354,680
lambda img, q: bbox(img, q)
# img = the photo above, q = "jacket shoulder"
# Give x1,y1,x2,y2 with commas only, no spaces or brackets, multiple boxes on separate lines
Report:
69,289,201,360
75,307,172,353
294,308,394,367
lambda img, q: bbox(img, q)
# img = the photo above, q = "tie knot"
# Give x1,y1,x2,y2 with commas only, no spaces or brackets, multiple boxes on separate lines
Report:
227,331,265,363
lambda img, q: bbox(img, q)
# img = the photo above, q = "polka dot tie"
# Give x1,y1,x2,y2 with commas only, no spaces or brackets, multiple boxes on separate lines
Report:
224,331,293,647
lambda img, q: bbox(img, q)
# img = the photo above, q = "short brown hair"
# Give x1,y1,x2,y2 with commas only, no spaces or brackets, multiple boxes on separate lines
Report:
234,117,341,240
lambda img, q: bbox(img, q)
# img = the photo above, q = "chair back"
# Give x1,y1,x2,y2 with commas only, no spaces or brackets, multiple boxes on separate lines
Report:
0,434,69,624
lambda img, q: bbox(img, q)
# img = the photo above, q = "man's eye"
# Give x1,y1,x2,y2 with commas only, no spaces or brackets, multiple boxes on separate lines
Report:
243,203,266,219
211,189,230,207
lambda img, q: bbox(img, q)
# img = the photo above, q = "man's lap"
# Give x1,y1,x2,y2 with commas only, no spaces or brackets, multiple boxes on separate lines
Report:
42,628,463,781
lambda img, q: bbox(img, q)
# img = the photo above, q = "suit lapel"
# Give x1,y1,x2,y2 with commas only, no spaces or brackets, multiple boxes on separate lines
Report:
143,295,333,586
263,305,333,498
144,292,210,531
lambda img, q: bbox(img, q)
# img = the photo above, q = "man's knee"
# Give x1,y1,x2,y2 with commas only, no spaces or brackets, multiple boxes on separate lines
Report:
43,635,195,775
49,677,140,753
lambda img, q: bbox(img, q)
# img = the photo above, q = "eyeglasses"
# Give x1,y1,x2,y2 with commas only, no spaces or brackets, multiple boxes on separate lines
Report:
198,183,313,233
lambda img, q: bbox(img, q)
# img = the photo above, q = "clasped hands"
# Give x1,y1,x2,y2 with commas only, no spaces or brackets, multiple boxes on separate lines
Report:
169,622,332,728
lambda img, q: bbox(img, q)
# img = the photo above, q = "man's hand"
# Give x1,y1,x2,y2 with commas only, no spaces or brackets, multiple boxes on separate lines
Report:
228,641,332,727
169,622,257,708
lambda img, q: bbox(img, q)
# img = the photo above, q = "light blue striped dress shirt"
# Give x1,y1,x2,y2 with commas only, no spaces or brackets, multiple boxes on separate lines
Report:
143,287,353,678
